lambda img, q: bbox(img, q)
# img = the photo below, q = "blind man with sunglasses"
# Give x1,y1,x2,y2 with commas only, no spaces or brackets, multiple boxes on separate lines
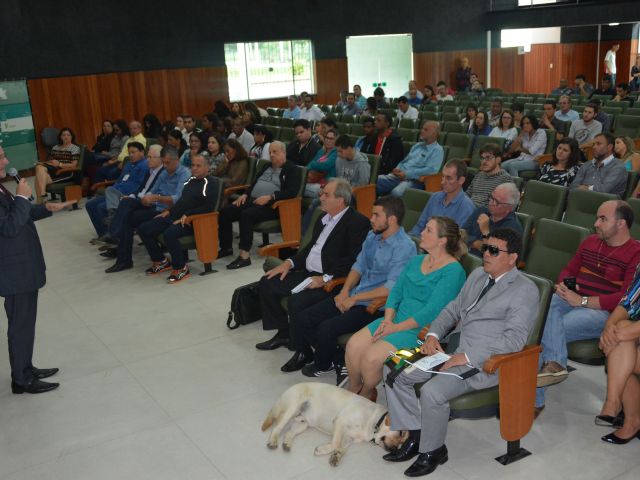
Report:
382,228,539,476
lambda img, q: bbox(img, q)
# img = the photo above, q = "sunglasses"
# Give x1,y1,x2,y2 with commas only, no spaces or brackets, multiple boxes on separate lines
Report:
481,244,510,257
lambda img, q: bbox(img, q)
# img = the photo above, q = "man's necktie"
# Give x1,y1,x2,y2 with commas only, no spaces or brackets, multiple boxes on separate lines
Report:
476,278,495,303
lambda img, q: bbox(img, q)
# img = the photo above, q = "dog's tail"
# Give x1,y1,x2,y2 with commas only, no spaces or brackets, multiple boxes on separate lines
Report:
261,408,275,431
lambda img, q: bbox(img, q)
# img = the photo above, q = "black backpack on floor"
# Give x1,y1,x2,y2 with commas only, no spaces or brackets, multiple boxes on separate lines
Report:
227,281,262,329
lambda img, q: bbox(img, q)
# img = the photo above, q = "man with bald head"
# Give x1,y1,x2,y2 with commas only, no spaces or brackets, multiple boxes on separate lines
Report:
218,141,302,270
376,121,444,197
535,200,640,416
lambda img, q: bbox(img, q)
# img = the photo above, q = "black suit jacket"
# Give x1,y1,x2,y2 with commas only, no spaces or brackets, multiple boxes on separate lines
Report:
0,190,50,296
290,207,370,278
248,160,302,207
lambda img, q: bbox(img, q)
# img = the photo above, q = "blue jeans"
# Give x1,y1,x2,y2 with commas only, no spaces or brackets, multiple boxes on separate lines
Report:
376,174,423,197
86,196,108,237
535,293,609,407
501,157,538,176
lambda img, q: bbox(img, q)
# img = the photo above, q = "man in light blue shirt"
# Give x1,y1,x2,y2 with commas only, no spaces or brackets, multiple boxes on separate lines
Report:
409,159,475,238
283,196,416,376
554,95,580,122
376,121,444,197
282,95,301,119
105,146,192,272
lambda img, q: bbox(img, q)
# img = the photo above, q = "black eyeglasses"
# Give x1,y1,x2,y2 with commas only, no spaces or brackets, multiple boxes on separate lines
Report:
481,244,510,256
488,194,511,206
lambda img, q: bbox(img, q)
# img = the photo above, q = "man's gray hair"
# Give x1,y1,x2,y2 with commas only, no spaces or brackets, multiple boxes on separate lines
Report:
496,182,521,209
330,177,352,206
148,144,162,155
270,140,286,154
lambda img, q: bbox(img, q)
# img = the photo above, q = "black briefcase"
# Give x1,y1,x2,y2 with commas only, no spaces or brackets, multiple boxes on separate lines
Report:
227,281,262,329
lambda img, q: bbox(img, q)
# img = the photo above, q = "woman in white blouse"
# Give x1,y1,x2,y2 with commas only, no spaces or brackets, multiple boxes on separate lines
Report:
489,109,518,150
502,115,548,176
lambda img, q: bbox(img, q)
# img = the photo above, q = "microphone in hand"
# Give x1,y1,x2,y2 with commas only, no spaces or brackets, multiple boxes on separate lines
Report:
7,168,34,201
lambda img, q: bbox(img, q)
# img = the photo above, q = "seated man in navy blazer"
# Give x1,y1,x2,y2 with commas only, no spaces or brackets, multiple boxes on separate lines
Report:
256,178,370,351
0,146,75,394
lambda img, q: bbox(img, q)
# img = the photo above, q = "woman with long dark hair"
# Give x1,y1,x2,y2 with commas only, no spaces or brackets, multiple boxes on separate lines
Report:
538,137,581,187
34,127,81,203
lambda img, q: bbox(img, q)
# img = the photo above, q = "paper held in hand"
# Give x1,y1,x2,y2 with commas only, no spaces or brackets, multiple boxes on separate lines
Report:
389,351,465,379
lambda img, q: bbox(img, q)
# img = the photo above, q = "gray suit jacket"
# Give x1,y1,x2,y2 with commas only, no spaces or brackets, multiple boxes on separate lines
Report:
429,267,540,390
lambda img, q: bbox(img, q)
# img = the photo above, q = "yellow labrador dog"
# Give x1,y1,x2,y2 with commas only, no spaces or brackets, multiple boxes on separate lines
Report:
262,382,408,466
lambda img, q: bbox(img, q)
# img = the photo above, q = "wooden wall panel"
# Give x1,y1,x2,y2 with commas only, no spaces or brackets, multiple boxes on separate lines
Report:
28,66,230,153
491,47,525,94
414,50,488,91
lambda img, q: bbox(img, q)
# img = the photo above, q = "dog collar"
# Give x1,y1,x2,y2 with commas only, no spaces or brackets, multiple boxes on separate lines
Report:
371,411,389,440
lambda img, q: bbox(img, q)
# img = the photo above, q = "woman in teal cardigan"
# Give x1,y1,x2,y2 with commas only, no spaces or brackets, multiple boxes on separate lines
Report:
303,129,338,198
345,216,467,400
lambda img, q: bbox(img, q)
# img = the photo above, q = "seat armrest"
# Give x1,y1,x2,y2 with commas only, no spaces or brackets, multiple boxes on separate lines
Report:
259,240,301,257
419,173,443,192
323,277,346,293
482,345,541,374
366,296,388,314
536,153,552,166
91,180,116,191
56,167,81,175
224,184,250,196
184,212,219,264
272,197,302,243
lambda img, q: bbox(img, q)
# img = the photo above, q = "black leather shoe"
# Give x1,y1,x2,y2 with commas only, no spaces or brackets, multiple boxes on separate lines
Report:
105,262,133,273
404,445,448,477
601,430,640,445
100,248,117,259
383,430,421,462
256,333,290,351
218,248,233,259
281,351,314,373
595,413,625,428
227,256,251,270
11,378,60,394
31,367,59,379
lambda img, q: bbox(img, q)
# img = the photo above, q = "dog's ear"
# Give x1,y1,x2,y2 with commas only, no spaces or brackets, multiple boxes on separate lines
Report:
384,415,391,426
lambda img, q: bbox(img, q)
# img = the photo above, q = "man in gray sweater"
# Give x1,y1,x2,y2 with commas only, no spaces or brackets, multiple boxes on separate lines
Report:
569,133,627,198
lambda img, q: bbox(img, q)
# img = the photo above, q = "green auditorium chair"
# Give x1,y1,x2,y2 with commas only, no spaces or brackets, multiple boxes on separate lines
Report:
397,128,420,142
627,197,640,239
615,115,640,138
444,132,473,160
515,211,534,265
518,180,568,223
443,121,467,134
563,188,617,231
398,118,417,129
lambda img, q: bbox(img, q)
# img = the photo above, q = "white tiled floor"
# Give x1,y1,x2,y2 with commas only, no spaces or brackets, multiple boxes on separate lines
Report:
0,190,639,479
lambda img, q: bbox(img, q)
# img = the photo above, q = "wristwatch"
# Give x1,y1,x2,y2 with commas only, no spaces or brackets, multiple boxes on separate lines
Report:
581,296,588,307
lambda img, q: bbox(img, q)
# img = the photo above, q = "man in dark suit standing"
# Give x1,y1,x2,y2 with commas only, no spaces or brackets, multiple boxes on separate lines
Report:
256,178,370,350
0,146,75,394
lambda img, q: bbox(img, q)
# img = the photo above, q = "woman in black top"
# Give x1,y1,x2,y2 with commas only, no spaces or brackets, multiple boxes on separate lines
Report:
143,114,162,139
537,137,581,187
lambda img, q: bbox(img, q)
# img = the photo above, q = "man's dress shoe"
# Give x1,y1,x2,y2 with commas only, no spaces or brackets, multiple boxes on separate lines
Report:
281,351,313,372
31,367,59,379
256,333,289,351
12,378,60,394
404,445,448,477
383,432,421,462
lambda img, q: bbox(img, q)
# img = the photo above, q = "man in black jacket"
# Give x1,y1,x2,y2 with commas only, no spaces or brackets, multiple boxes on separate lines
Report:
255,178,370,351
0,146,75,394
374,112,405,175
218,141,303,270
286,119,321,166
137,154,219,284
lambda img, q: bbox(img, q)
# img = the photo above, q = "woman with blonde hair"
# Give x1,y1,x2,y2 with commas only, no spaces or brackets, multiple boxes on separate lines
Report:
615,136,640,172
345,216,467,400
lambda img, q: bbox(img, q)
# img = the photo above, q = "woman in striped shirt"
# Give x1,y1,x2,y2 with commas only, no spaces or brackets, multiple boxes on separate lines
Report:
35,127,81,204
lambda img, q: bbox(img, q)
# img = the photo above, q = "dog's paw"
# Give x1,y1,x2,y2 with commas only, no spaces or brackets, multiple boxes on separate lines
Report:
282,443,291,452
314,444,333,456
329,451,343,466
267,441,278,450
